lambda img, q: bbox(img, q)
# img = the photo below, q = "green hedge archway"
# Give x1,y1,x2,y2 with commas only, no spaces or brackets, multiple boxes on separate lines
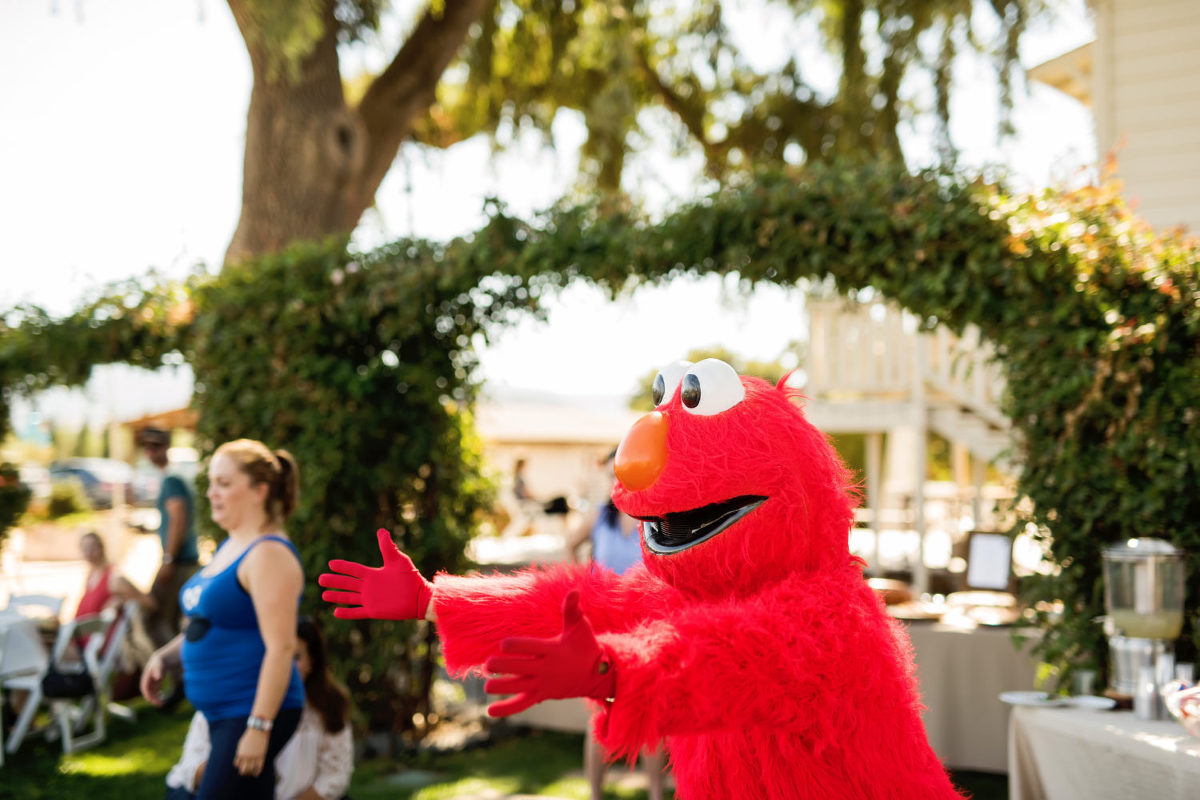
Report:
3,162,1198,732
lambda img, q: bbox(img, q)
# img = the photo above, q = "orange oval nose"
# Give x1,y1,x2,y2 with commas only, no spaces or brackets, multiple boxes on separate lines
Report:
614,412,669,491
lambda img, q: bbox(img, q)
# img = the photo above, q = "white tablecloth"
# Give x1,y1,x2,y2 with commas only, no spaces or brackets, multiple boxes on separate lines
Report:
906,622,1041,772
1009,705,1200,800
0,612,48,679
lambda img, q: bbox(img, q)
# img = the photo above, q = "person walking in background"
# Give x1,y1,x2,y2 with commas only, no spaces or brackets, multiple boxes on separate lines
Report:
566,451,643,577
502,457,541,537
139,427,201,649
164,615,353,800
566,449,667,800
141,439,305,800
505,456,570,537
512,457,534,506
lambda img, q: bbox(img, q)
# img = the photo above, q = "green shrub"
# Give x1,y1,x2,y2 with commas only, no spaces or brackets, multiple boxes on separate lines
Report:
0,461,31,549
47,478,91,518
187,237,515,741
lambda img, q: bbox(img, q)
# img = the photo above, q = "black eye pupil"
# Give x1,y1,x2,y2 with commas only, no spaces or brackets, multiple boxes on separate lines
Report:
652,374,666,405
681,374,701,408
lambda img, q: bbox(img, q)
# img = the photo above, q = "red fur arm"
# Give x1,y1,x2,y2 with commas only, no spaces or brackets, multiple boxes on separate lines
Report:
433,563,667,676
593,576,919,759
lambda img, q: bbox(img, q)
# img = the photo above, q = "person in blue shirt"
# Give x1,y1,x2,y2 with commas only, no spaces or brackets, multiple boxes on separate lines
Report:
566,449,667,800
142,439,305,800
139,427,200,650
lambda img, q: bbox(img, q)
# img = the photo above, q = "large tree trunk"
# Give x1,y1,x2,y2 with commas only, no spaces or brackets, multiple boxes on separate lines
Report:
225,0,492,266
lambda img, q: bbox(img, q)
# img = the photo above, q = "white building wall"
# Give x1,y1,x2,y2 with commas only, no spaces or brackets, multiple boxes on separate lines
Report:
1096,0,1200,233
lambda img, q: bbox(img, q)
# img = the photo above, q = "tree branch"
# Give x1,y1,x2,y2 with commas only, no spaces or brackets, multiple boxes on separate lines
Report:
354,0,493,219
633,46,729,178
837,0,870,154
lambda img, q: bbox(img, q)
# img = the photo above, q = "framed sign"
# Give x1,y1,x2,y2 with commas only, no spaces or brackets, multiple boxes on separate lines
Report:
964,532,1015,592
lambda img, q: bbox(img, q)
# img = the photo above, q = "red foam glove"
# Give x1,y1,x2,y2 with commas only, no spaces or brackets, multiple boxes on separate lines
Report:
483,590,616,717
319,529,432,621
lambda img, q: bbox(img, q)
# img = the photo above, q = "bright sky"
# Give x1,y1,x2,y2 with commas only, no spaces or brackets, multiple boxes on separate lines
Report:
0,0,1096,429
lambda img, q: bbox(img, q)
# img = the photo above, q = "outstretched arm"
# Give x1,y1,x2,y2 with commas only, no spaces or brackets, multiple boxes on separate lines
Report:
320,530,670,675
434,562,666,675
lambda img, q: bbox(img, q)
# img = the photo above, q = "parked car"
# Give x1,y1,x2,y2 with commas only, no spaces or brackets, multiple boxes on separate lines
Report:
18,464,52,500
48,458,135,508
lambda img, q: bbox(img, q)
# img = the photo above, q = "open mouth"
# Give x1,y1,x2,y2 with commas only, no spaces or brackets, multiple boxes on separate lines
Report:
638,495,766,554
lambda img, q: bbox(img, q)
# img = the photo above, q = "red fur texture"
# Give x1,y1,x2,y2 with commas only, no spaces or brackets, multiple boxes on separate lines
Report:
432,373,965,799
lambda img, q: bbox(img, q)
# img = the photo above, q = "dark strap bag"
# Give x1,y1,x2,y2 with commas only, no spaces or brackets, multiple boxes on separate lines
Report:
41,664,95,699
543,495,570,515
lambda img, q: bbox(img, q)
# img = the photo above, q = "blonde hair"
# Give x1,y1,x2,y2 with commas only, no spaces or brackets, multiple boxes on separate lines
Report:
213,439,300,524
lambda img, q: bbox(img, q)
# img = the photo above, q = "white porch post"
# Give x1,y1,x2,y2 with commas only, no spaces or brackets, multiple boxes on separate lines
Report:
972,457,987,530
865,431,884,574
912,334,929,596
912,416,928,595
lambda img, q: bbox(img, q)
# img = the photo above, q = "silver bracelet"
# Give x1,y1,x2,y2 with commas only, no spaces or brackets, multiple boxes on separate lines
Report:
246,715,273,732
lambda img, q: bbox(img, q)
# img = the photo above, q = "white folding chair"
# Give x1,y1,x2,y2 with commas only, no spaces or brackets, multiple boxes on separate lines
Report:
3,608,116,755
102,601,141,726
55,600,141,751
3,594,65,620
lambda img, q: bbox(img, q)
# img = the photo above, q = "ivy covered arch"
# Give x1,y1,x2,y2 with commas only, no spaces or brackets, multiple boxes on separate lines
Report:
2,161,1197,734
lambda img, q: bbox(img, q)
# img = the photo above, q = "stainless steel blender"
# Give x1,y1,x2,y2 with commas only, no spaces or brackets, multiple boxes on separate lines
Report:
1103,538,1186,708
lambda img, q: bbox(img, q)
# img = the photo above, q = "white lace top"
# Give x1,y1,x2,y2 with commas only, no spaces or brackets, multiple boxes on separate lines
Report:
166,704,353,799
275,703,354,800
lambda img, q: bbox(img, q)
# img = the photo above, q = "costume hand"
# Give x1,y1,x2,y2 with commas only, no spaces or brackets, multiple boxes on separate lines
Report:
484,590,616,717
319,529,433,621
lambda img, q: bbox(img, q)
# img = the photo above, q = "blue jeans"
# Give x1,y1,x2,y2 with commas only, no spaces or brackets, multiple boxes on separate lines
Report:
196,706,302,800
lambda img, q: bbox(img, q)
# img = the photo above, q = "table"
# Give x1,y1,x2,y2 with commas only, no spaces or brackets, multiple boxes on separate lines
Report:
906,622,1041,772
0,612,47,679
1009,705,1200,799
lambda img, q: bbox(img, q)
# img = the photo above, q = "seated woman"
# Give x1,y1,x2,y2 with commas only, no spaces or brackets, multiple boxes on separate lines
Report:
72,530,156,687
165,616,354,800
76,531,155,619
6,532,154,723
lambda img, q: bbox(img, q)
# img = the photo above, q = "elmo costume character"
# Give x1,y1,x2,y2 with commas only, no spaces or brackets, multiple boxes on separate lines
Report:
321,358,965,799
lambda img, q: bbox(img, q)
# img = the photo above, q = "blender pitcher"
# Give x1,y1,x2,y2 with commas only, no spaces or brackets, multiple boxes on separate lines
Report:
1103,538,1186,697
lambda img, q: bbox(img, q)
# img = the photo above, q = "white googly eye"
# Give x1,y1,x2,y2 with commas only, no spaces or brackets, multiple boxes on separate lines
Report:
680,359,745,416
652,360,693,407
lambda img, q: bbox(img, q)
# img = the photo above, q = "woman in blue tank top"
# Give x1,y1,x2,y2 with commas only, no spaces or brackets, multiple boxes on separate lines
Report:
141,439,306,800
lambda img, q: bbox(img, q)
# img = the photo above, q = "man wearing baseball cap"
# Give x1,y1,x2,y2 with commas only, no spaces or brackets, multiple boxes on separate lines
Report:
139,426,200,708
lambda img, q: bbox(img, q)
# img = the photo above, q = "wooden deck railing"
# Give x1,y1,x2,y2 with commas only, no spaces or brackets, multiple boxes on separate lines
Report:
805,299,1006,426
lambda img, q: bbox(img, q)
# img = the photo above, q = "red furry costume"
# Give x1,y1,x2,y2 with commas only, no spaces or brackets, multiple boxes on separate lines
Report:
322,359,964,799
